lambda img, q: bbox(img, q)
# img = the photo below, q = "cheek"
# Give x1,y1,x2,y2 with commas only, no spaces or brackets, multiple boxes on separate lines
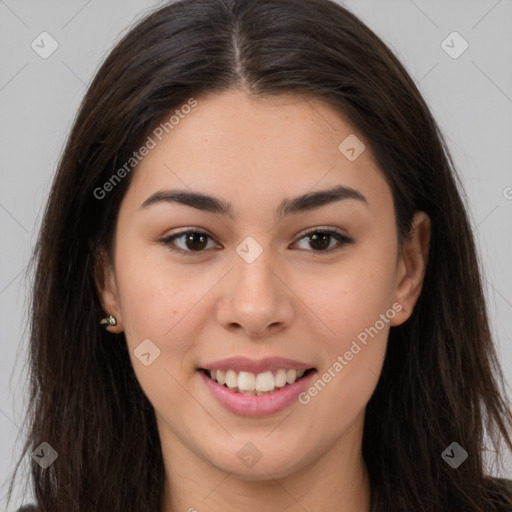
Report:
312,250,396,353
300,244,395,416
113,255,209,412
114,246,225,367
117,267,198,348
308,251,395,416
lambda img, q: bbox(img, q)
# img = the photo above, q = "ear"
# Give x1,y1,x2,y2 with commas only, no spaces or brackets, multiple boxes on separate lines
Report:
93,248,123,333
390,211,431,327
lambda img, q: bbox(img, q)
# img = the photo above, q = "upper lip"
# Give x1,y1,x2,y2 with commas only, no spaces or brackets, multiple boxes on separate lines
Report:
200,357,315,374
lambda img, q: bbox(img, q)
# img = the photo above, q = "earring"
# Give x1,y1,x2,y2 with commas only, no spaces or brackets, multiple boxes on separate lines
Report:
100,314,118,327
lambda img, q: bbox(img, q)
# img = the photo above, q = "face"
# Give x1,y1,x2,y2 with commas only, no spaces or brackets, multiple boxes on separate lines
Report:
97,89,430,481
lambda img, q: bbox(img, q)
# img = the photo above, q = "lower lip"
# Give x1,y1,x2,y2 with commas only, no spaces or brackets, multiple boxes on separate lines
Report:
199,369,317,417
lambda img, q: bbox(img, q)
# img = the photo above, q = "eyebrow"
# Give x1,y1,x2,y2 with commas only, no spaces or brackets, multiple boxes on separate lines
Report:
139,184,368,220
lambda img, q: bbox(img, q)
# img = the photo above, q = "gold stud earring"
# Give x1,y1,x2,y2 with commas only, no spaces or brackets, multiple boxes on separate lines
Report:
100,314,118,327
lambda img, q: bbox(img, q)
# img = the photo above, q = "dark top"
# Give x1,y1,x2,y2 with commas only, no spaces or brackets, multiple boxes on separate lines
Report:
14,478,512,511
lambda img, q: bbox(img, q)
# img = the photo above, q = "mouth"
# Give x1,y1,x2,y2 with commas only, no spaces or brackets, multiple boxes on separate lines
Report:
197,356,318,417
199,367,316,396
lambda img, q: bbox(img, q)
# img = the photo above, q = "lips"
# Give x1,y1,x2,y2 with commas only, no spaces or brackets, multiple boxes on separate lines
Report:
197,356,317,416
200,356,314,373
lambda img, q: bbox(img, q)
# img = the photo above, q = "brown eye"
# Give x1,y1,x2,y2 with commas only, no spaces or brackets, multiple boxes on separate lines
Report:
182,232,209,251
293,229,354,253
160,228,353,257
161,230,217,255
308,232,331,251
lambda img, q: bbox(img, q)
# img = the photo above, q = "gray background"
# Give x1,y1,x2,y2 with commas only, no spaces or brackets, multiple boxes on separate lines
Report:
1,0,511,508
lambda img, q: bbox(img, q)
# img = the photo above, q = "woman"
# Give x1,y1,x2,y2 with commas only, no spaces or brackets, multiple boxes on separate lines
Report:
6,0,512,510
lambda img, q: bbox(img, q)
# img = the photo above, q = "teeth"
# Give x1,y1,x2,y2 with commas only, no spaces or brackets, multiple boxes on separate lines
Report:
216,369,226,385
238,371,256,391
206,367,309,393
286,369,297,384
255,371,275,392
275,369,287,387
225,369,238,389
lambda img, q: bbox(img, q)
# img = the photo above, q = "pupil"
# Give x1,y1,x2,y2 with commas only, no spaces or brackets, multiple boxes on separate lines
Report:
186,233,207,251
310,233,330,250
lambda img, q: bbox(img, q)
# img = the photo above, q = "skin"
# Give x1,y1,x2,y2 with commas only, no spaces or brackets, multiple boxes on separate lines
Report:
96,88,430,512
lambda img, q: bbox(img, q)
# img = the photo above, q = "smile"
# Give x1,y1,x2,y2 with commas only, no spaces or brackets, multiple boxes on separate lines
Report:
197,357,318,417
201,368,315,395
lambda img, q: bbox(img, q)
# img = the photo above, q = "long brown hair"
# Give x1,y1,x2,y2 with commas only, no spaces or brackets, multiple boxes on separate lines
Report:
6,0,512,510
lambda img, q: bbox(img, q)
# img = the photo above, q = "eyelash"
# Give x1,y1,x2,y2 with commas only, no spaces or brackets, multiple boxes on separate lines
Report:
159,227,354,256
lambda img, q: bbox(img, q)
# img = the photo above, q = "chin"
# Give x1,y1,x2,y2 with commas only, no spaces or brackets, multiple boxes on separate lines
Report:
203,442,313,481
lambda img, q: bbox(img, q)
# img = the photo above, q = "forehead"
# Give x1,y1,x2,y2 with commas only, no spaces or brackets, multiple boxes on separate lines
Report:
121,89,392,219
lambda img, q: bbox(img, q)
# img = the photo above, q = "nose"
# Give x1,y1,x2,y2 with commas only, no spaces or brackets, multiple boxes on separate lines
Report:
215,243,295,338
